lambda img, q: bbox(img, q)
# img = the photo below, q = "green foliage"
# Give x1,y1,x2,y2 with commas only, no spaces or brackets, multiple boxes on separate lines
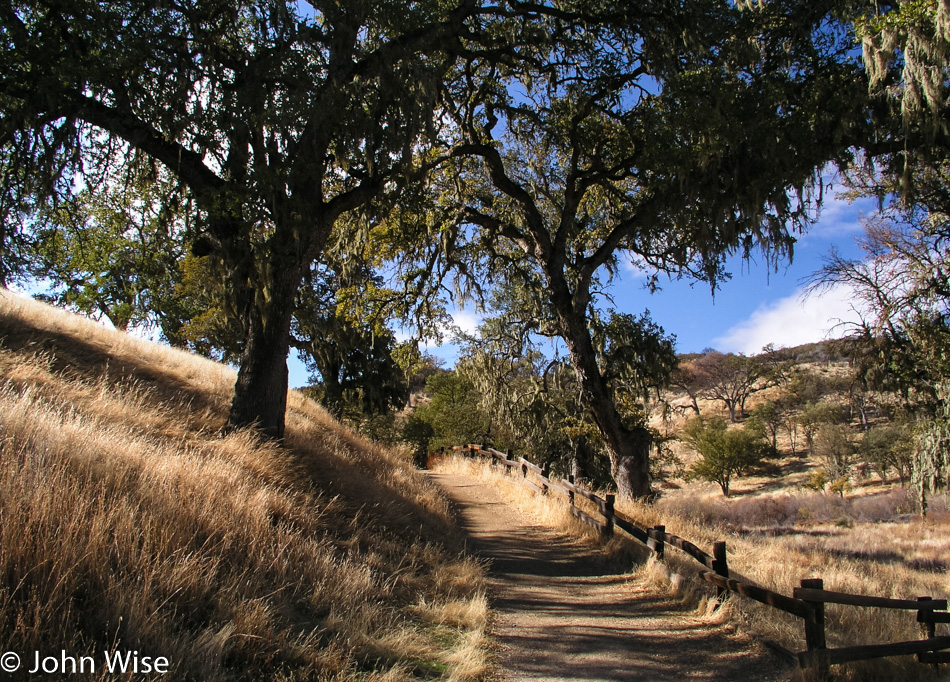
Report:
416,372,489,452
798,400,851,451
0,0,879,448
593,311,678,406
293,265,409,421
28,168,193,335
399,0,865,498
683,417,769,497
801,469,830,493
457,344,585,477
1,0,519,437
746,400,783,450
452,305,675,488
393,346,444,394
829,476,853,499
785,369,843,408
357,411,401,446
172,254,246,362
859,424,914,484
852,0,949,190
401,415,435,468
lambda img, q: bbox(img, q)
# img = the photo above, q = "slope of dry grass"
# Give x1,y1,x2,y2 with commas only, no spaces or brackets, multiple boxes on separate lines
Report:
0,290,489,681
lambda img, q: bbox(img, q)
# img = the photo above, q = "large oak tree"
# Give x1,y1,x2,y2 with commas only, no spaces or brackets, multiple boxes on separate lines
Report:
405,1,868,498
0,0,571,437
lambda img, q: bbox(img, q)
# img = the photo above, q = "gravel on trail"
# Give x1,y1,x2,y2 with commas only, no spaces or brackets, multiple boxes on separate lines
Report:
428,470,795,682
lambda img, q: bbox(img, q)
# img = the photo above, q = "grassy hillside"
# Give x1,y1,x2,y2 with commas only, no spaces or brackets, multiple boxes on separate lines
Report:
0,290,488,681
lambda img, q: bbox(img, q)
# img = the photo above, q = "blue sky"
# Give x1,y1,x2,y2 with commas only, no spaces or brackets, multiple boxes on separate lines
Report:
287,184,878,388
615,190,876,356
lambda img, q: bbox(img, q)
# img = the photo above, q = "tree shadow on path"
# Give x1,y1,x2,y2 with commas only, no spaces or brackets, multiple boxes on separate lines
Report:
429,472,795,682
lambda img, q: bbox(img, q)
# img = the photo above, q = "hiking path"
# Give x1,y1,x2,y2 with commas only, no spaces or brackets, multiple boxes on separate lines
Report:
428,470,793,682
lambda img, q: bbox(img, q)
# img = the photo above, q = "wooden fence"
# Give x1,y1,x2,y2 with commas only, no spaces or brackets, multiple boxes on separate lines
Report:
453,444,950,678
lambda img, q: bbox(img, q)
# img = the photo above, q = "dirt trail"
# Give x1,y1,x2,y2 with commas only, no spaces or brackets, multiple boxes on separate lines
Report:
428,470,793,682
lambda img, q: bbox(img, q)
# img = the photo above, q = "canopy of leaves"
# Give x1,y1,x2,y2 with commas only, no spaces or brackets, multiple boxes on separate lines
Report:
851,0,949,195
0,0,521,436
292,264,408,420
859,423,914,483
27,166,192,333
386,0,866,498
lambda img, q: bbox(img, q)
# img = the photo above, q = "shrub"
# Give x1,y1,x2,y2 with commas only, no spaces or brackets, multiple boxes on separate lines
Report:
682,417,769,496
798,400,850,451
747,400,782,450
801,469,830,492
402,414,435,467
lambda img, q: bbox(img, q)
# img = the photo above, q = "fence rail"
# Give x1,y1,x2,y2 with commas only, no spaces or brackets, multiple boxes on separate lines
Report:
452,444,950,678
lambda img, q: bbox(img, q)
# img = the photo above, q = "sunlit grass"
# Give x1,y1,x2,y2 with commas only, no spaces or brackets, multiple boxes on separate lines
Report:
0,289,489,681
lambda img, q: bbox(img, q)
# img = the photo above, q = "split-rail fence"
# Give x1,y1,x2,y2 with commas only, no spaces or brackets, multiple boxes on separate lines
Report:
452,444,950,679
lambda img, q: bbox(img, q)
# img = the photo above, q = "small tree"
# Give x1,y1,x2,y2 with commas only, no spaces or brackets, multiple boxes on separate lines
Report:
747,400,783,451
859,424,914,485
401,416,435,468
683,417,769,497
698,352,782,423
416,372,489,451
670,358,712,417
798,401,850,452
813,424,856,484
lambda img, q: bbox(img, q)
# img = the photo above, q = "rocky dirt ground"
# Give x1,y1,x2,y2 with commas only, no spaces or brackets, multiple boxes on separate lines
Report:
428,470,797,682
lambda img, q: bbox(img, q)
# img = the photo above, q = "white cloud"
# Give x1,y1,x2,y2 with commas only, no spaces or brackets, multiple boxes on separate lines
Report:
450,309,481,336
713,284,865,355
805,189,877,243
621,253,654,280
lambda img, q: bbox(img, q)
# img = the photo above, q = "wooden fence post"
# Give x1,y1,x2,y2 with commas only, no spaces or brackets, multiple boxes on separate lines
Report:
711,541,729,603
649,525,665,560
919,596,939,672
800,578,828,679
603,494,615,538
541,462,551,494
504,449,513,475
567,475,575,508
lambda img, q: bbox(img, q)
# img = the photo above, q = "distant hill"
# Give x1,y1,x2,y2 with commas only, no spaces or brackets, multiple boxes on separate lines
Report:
679,338,851,364
0,290,487,681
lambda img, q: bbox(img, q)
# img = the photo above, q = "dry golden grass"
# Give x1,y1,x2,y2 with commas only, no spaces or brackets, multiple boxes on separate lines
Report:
0,290,488,681
622,495,950,681
437,450,950,681
433,455,586,537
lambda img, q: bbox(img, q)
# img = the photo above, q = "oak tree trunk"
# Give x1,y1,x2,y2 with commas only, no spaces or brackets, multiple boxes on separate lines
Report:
227,255,303,439
609,426,653,500
228,307,293,439
554,289,653,500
